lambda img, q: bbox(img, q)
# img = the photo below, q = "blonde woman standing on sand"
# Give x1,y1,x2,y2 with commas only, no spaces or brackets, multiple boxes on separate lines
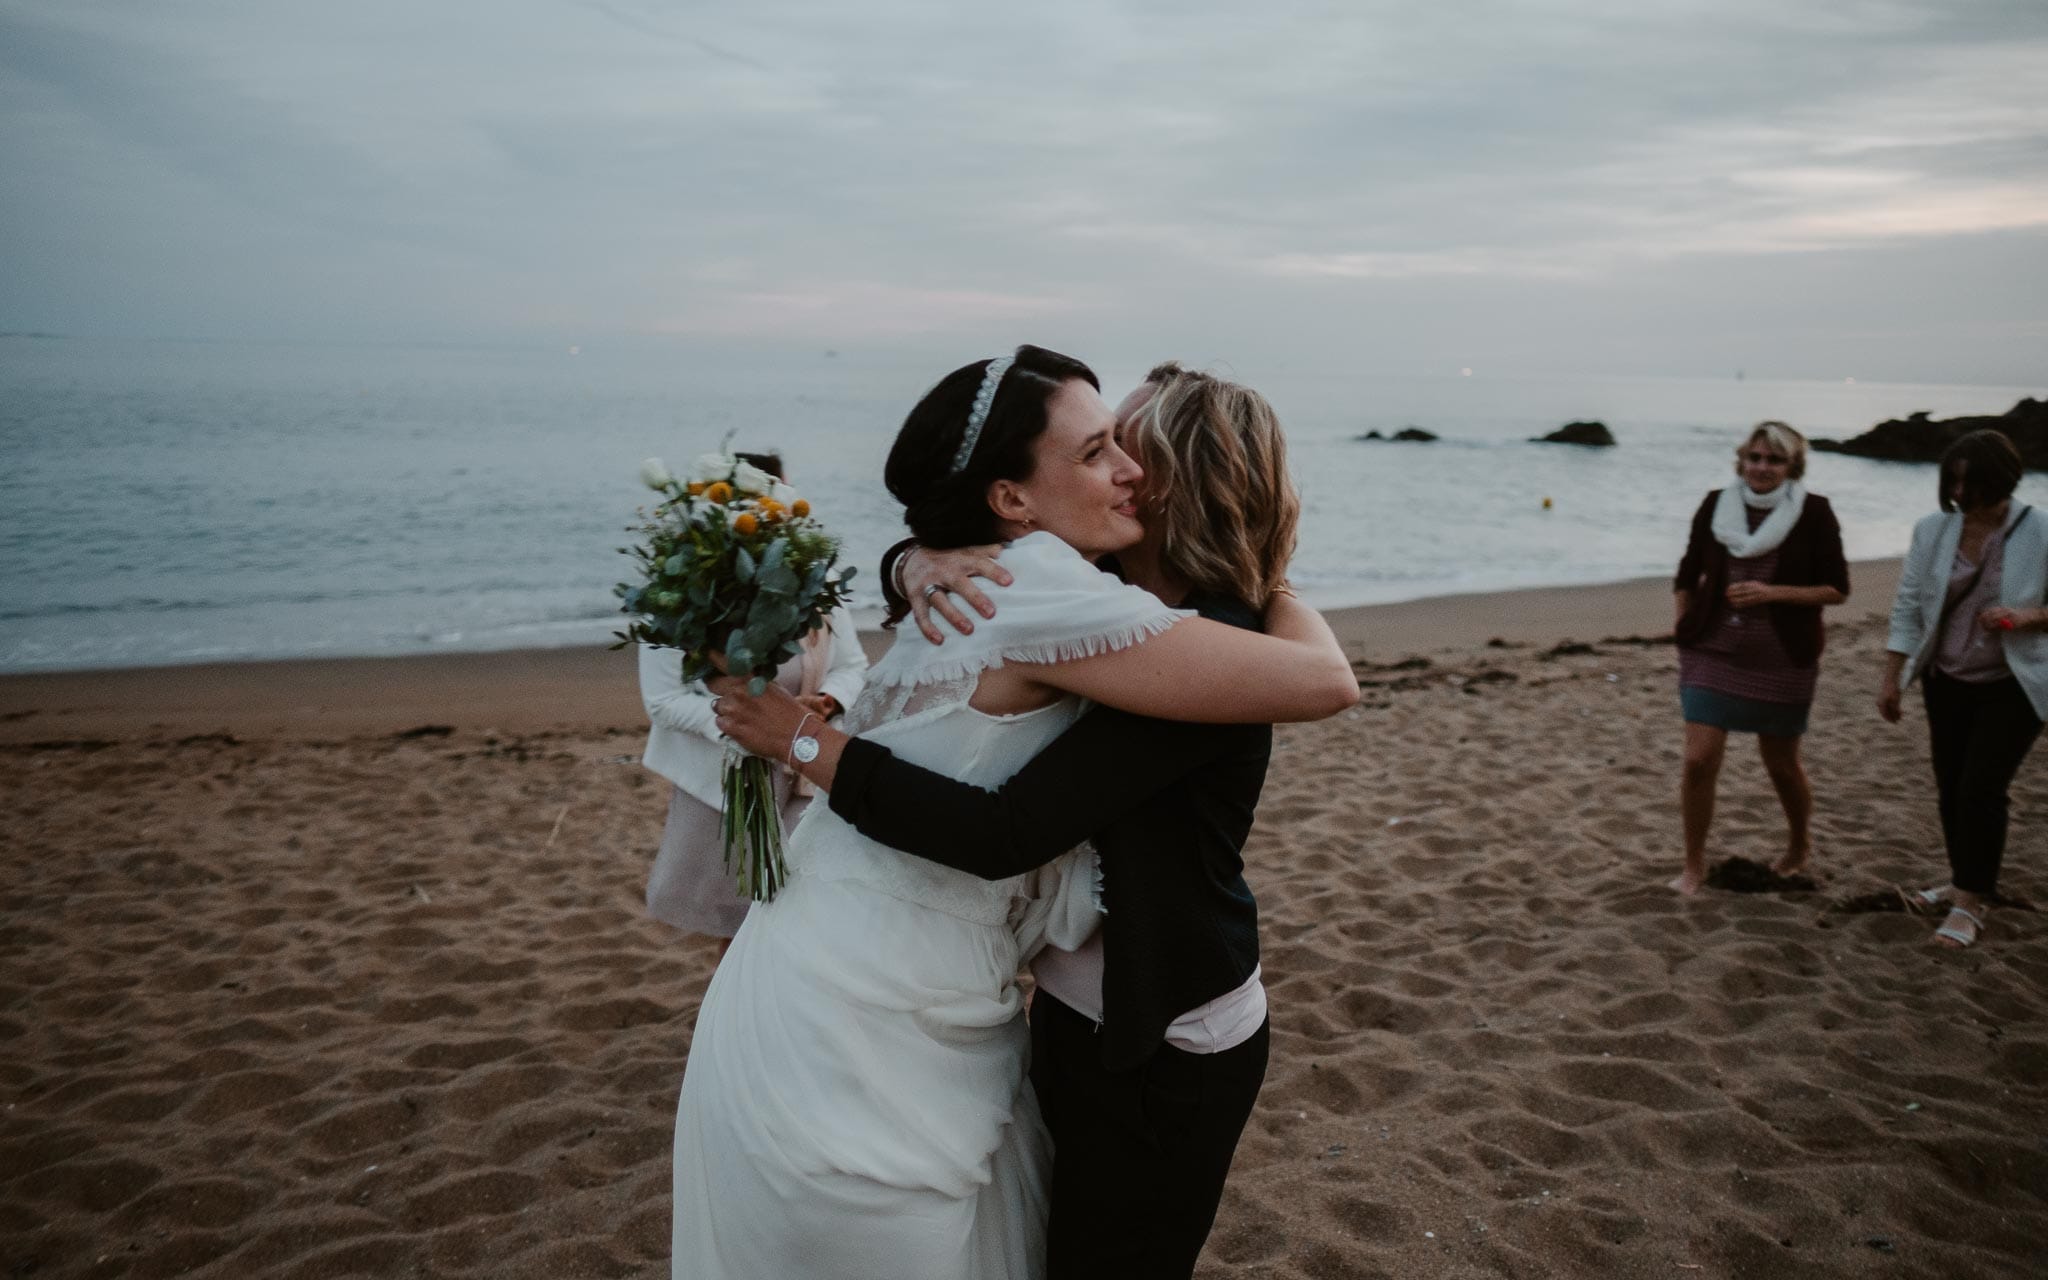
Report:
1670,421,1849,894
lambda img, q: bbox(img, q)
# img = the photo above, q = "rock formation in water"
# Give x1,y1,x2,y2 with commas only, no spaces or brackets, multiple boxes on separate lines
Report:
1811,398,2047,468
1356,427,1439,442
1532,421,1616,447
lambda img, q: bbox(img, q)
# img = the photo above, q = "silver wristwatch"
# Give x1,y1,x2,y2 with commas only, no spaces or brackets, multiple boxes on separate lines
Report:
790,732,821,764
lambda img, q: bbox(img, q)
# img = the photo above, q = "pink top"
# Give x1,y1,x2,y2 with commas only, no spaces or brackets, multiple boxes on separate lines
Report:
1934,525,2013,683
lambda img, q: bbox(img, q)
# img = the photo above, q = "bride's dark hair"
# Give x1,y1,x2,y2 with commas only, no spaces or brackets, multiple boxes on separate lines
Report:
885,344,1100,549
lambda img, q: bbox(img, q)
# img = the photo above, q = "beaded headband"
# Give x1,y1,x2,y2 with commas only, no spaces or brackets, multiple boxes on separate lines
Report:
948,354,1015,475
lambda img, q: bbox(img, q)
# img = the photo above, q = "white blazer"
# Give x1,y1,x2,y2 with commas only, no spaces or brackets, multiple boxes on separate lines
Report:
639,605,868,806
1888,503,2048,719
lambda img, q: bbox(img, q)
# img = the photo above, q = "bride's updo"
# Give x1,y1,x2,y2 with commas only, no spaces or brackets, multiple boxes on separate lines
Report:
886,344,1099,549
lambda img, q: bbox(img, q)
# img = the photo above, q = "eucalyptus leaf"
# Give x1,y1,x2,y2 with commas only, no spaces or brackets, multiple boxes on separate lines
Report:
735,546,757,582
759,563,799,597
748,676,768,696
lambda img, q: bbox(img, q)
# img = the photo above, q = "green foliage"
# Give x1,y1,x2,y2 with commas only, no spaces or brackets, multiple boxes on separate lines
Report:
614,475,859,687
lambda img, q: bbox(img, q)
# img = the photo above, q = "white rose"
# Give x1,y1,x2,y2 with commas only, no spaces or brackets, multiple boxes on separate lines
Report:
731,461,774,497
689,452,734,485
639,457,674,491
770,482,801,507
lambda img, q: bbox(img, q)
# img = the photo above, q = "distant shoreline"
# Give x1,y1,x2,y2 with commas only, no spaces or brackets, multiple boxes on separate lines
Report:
0,558,1904,742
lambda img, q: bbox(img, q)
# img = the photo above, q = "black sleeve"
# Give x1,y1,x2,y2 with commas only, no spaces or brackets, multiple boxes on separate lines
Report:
1813,497,1850,596
828,707,1243,880
1674,491,1716,592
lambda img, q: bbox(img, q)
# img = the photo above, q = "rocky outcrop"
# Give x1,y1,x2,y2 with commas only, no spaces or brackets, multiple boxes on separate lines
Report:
1532,421,1615,447
1356,427,1439,442
1811,398,2048,467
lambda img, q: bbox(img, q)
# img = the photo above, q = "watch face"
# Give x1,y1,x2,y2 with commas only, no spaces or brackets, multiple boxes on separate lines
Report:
791,735,821,764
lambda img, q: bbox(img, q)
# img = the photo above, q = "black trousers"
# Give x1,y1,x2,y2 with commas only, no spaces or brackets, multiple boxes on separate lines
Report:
1922,670,2043,896
1029,990,1269,1280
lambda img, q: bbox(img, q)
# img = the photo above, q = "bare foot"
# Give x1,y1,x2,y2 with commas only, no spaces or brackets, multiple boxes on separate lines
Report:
1669,871,1704,896
1771,851,1812,879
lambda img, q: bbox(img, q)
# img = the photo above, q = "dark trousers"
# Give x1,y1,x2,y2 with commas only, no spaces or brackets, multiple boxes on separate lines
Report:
1922,670,2043,896
1028,991,1269,1280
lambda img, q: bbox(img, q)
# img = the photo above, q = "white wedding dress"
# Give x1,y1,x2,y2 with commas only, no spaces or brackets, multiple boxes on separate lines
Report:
670,533,1187,1280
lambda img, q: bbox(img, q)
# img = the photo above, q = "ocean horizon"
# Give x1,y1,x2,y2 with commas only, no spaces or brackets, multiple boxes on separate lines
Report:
3,334,2042,674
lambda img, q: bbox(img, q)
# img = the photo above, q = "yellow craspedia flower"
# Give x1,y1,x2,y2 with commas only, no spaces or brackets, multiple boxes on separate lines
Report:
755,498,785,521
733,512,759,535
686,481,706,496
790,498,810,518
705,481,733,504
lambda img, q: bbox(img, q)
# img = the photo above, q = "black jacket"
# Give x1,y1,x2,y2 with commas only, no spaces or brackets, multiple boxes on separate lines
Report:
1673,490,1850,667
828,592,1269,1070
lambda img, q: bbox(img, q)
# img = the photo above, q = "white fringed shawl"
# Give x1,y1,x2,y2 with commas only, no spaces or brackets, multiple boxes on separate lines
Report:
858,530,1192,698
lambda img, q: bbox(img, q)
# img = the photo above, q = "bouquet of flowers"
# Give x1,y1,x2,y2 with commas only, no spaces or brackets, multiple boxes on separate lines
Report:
615,452,858,901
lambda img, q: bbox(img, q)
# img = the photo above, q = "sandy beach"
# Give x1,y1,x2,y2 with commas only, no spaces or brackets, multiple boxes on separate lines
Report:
4,557,2045,1279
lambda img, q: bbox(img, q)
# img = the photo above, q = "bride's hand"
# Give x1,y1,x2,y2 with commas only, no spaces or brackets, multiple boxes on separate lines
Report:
902,544,1010,644
708,674,808,760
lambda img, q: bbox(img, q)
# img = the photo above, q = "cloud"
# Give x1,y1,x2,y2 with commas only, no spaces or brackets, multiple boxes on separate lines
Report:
0,0,2043,378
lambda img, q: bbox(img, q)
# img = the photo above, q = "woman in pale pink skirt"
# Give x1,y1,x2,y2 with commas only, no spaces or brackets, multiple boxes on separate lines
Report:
636,451,868,943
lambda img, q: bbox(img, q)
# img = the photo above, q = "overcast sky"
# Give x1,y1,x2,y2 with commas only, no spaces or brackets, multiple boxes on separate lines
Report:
3,0,2044,381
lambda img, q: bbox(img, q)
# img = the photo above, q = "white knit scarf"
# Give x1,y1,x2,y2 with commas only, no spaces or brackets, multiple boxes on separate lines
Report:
1711,480,1806,559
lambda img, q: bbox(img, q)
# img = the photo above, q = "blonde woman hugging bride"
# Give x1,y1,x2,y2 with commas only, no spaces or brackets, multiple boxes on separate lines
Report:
669,345,1356,1279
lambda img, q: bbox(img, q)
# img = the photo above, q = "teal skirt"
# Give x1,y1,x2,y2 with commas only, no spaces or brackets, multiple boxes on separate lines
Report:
1680,685,1810,737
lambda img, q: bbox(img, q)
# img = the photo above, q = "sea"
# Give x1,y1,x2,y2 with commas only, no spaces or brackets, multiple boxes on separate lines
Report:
2,335,2042,674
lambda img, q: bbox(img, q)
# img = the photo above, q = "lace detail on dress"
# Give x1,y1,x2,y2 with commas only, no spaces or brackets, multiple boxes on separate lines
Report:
839,674,980,739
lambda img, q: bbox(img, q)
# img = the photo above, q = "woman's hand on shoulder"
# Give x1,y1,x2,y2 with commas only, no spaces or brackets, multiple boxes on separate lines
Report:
902,544,1009,645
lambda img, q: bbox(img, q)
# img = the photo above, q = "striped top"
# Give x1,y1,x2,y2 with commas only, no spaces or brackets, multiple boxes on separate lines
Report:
1677,509,1820,706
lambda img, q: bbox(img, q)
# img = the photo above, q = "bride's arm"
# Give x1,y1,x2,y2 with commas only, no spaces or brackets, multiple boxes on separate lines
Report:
1017,592,1357,724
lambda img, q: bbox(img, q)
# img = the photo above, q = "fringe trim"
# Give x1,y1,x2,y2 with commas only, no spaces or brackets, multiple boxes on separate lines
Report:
865,607,1192,690
1088,847,1107,916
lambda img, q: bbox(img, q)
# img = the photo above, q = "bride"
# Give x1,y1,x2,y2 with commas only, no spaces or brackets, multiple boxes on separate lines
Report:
669,345,1356,1279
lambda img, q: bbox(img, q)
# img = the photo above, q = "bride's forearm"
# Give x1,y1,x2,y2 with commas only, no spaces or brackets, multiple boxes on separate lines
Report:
1030,609,1359,724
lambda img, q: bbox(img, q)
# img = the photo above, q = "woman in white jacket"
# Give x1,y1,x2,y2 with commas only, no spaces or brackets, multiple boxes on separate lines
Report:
1878,430,2047,949
639,451,869,943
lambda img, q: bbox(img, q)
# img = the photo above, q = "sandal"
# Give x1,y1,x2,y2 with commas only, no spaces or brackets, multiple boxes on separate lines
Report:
1931,906,1985,949
1897,883,1952,916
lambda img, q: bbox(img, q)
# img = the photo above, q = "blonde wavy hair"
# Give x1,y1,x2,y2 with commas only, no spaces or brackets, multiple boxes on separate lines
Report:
1121,362,1299,611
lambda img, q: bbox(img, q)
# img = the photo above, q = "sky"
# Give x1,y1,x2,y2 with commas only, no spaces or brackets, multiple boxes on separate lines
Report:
2,0,2045,382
